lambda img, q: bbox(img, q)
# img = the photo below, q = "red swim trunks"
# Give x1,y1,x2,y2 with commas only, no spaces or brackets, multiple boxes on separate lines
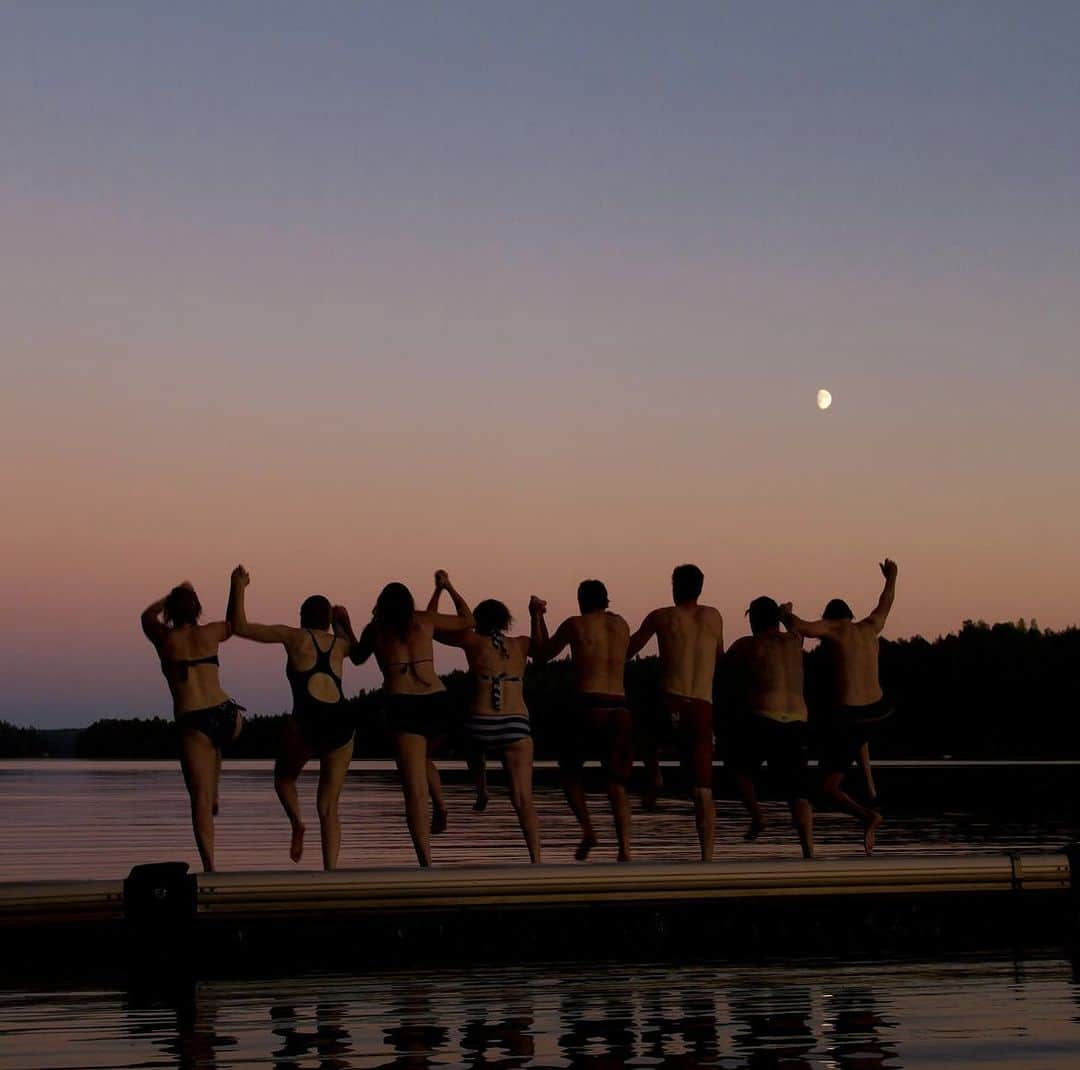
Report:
659,692,715,789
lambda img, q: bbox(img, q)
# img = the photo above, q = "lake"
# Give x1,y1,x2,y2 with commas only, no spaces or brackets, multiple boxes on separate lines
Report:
3,761,1080,1068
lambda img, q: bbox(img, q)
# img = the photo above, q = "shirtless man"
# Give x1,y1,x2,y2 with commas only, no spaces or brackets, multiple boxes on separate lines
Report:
724,597,814,859
530,580,633,862
227,565,355,870
780,558,897,854
627,564,724,862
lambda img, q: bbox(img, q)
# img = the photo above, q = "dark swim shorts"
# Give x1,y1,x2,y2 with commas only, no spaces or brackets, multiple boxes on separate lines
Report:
557,693,635,784
730,715,811,801
655,693,715,790
180,699,244,750
384,690,453,741
822,695,895,774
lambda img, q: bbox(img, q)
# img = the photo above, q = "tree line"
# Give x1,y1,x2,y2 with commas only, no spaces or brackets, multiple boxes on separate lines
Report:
3,620,1077,760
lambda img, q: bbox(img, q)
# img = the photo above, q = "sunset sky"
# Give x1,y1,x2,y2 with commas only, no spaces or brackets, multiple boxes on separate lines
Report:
2,3,1078,727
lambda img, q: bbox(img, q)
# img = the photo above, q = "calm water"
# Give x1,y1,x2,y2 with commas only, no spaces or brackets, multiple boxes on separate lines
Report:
2,760,1077,880
3,763,1080,1067
4,957,1080,1068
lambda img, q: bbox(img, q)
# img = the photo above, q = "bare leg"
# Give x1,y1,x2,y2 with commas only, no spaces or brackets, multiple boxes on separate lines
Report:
468,747,490,812
790,797,815,859
502,737,541,863
859,742,878,804
641,741,663,811
824,771,882,855
274,720,311,863
561,769,598,861
395,733,433,866
733,770,768,841
316,737,354,871
607,779,632,862
427,758,448,834
179,730,219,873
692,787,716,862
212,749,222,817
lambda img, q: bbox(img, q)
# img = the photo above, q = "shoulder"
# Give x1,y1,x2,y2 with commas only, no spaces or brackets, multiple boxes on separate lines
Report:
703,605,724,628
727,636,750,656
608,612,630,632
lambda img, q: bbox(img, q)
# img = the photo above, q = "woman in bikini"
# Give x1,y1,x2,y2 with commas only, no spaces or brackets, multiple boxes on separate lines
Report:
140,579,244,872
226,565,355,870
439,598,541,863
335,570,473,867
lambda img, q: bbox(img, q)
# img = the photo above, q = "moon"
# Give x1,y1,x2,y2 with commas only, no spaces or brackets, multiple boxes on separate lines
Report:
816,388,832,411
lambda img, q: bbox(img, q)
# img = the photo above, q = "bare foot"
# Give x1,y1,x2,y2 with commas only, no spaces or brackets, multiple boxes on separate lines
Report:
290,822,305,863
473,790,489,813
864,811,884,855
617,849,631,863
574,834,599,862
431,807,449,835
744,815,768,842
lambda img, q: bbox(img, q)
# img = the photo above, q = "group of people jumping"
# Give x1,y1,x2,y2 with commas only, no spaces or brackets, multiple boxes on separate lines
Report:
140,559,898,873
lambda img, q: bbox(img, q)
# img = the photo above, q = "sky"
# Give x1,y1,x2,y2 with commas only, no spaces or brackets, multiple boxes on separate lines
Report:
2,2,1078,727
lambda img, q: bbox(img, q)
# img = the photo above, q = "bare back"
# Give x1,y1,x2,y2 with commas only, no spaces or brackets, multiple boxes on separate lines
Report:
372,613,446,696
728,631,807,722
566,611,630,696
822,620,884,707
158,623,230,715
462,633,530,716
652,605,724,701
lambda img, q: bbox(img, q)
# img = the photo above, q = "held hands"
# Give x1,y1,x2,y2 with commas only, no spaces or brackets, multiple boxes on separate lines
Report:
231,564,250,588
434,570,450,590
529,596,548,616
880,559,898,581
778,602,794,618
331,604,352,636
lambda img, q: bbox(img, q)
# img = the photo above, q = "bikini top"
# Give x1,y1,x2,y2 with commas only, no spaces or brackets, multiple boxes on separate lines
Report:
477,632,521,712
387,657,434,683
162,653,219,683
286,630,343,706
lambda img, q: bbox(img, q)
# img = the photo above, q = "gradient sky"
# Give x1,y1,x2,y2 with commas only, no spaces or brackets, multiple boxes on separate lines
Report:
2,2,1078,727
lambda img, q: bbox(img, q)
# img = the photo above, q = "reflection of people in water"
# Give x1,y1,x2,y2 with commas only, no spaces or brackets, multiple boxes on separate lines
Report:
781,559,897,854
125,982,236,1070
729,984,815,1070
374,982,452,1070
141,579,244,872
627,564,724,861
724,597,815,859
437,598,542,863
825,989,897,1068
228,566,354,870
639,984,721,1068
270,1002,352,1070
335,571,474,867
557,987,636,1069
461,1007,535,1068
530,580,634,863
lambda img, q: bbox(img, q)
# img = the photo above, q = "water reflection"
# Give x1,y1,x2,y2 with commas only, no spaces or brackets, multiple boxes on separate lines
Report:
11,959,1080,1070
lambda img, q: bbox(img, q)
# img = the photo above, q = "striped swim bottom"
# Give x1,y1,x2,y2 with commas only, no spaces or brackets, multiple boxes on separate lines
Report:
465,714,532,751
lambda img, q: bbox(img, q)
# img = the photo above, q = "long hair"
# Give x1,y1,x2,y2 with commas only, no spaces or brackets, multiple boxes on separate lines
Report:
164,585,202,628
374,583,416,643
473,599,512,637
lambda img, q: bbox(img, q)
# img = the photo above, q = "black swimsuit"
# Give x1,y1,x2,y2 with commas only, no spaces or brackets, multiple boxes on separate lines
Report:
287,631,354,756
164,652,245,749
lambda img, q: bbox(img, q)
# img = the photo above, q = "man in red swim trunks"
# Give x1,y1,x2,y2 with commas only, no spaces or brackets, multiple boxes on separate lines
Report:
628,564,724,862
530,580,634,862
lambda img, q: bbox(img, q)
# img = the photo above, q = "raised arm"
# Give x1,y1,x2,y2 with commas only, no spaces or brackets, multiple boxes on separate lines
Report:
332,606,376,666
426,570,475,634
529,598,573,663
864,559,898,633
778,602,843,641
627,610,660,660
140,594,169,649
226,565,294,644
